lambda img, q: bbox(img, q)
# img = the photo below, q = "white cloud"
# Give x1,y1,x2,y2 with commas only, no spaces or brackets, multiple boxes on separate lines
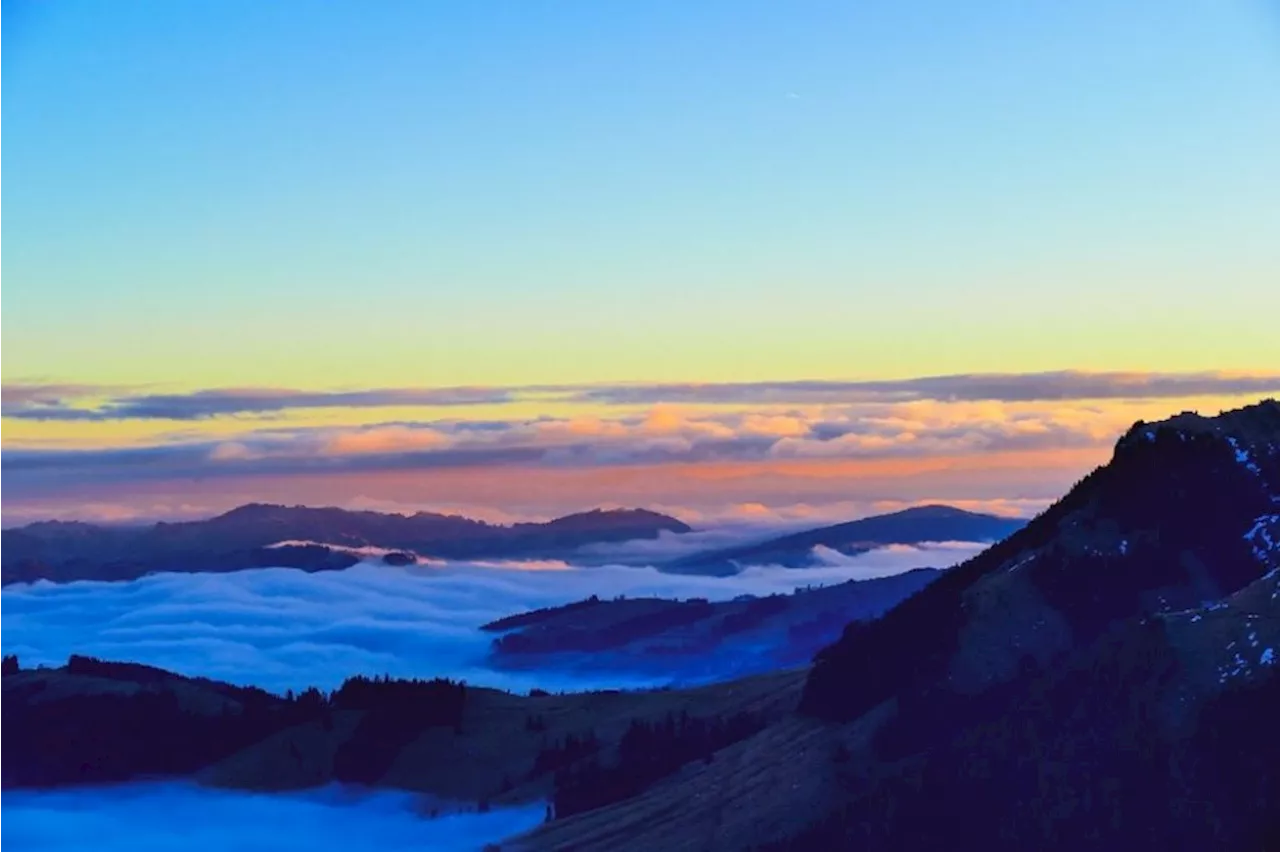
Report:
806,540,988,580
1,547,981,695
569,523,807,563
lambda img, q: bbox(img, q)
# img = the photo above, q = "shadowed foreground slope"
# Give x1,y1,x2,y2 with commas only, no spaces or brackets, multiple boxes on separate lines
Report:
512,400,1280,851
1,654,802,808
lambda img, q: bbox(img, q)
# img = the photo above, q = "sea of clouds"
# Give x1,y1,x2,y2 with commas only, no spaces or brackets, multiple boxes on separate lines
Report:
0,542,985,695
1,782,545,852
0,544,986,851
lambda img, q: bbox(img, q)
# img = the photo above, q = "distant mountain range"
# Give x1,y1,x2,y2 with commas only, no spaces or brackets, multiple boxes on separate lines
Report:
0,504,691,585
3,400,1279,850
662,504,1024,576
1,500,1022,585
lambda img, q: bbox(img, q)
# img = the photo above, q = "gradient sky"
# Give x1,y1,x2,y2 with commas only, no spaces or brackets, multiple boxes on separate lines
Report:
3,1,1279,524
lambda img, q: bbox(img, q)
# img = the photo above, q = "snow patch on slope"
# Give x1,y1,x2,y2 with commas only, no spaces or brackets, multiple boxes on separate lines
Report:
1226,436,1263,476
1244,515,1280,567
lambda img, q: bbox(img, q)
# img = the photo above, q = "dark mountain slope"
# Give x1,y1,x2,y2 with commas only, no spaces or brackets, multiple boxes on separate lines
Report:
507,399,1280,851
1,504,691,585
759,566,1280,852
664,505,1023,576
800,399,1280,721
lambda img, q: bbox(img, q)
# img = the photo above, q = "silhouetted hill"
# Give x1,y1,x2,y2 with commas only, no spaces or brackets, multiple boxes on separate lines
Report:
481,569,940,682
0,653,802,803
663,505,1024,576
529,508,684,534
0,655,296,787
0,504,691,585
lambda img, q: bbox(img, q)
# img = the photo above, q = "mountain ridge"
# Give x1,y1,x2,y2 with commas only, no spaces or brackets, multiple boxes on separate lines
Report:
479,568,942,683
663,504,1024,576
0,504,692,585
800,397,1280,721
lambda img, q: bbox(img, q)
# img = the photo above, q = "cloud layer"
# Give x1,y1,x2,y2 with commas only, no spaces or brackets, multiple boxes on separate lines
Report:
1,397,1139,497
5,370,1278,420
1,782,544,852
561,371,1280,407
0,548,985,851
5,372,1270,526
1,547,979,694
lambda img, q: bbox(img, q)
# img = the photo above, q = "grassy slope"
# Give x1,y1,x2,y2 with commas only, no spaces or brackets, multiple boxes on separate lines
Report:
506,401,1280,850
201,668,806,804
514,716,837,852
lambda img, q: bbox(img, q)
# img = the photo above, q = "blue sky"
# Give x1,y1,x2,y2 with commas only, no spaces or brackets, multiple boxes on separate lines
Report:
5,0,1278,388
3,1,1278,524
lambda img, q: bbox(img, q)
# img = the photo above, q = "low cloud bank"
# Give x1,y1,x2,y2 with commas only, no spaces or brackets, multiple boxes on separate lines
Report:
805,540,988,580
570,523,810,564
1,782,544,852
1,545,982,694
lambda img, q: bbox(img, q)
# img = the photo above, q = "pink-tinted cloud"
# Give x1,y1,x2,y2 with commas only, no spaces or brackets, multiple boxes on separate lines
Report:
4,382,1270,527
5,400,1129,495
1,445,1104,529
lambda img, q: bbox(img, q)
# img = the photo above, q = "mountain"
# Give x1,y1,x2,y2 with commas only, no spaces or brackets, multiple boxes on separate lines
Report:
528,508,684,535
663,504,1025,576
800,400,1280,721
481,568,941,683
515,398,1280,850
0,504,691,585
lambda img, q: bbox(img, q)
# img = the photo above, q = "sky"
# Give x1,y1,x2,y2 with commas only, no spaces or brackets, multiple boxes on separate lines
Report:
3,1,1279,524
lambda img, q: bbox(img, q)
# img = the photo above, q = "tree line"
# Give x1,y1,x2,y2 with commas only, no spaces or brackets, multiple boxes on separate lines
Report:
548,709,764,818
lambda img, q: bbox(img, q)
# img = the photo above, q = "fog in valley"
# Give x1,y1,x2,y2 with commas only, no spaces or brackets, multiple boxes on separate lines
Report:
2,782,545,852
1,542,984,694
